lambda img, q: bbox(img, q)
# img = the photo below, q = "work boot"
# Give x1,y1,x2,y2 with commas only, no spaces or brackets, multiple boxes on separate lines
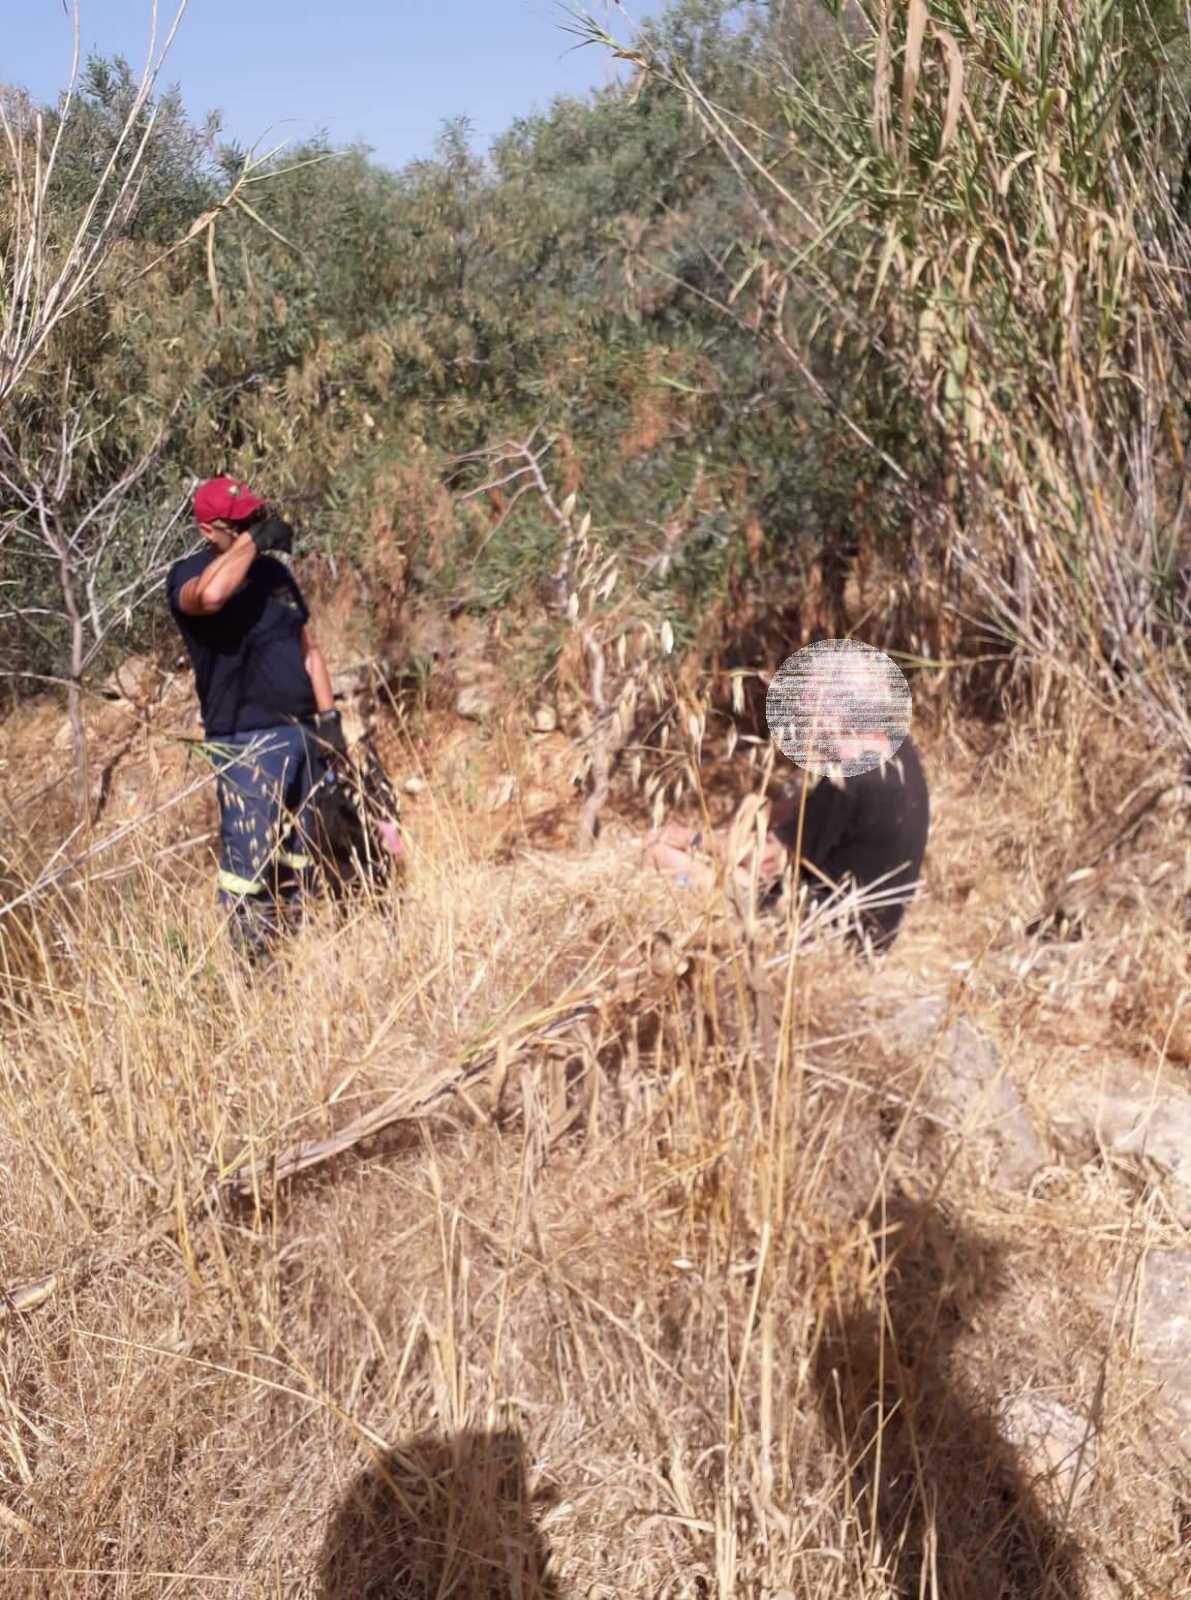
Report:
277,880,312,935
225,892,281,968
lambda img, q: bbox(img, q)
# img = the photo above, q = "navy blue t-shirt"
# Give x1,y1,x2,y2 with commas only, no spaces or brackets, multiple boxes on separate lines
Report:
166,548,316,736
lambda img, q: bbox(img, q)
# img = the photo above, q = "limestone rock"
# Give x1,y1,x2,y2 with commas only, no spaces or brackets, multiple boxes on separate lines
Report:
996,1392,1097,1506
340,705,366,745
406,607,486,667
1050,1062,1191,1224
451,655,498,718
881,996,1046,1189
103,653,162,705
1134,1248,1191,1429
484,773,516,812
330,662,372,698
531,704,558,734
454,685,494,721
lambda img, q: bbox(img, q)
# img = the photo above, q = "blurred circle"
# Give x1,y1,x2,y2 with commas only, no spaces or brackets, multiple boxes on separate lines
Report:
765,639,912,778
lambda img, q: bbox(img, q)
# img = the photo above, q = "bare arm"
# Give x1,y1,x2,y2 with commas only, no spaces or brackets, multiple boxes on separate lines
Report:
653,804,786,881
176,532,258,616
301,623,335,713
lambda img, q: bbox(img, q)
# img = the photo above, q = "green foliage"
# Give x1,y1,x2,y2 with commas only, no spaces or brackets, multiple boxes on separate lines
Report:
44,55,222,242
5,5,840,702
7,0,1184,758
720,0,1190,738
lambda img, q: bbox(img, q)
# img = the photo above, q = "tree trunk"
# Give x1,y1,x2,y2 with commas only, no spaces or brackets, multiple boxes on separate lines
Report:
577,633,609,851
56,542,91,827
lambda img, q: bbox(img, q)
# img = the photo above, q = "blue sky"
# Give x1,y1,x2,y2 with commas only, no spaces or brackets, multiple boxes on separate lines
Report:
8,0,661,169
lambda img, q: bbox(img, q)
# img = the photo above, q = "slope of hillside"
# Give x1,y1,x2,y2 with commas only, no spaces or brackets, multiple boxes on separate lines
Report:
1,682,1187,1598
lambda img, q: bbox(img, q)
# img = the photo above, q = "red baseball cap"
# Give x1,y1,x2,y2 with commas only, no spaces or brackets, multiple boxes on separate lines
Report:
193,476,265,525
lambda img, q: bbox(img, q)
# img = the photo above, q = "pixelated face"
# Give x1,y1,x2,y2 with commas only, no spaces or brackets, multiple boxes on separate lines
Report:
766,639,912,778
809,657,897,749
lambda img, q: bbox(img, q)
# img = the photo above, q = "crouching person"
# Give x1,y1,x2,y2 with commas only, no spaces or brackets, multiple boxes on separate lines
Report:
768,730,930,949
167,477,347,961
646,729,930,952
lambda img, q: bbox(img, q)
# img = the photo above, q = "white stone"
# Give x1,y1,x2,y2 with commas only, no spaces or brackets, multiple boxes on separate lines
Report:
996,1392,1098,1506
453,658,496,688
881,996,1046,1189
531,704,558,734
1134,1248,1191,1429
102,653,161,704
1050,1062,1191,1224
484,774,516,812
330,662,370,697
340,706,366,745
402,776,426,796
454,685,494,721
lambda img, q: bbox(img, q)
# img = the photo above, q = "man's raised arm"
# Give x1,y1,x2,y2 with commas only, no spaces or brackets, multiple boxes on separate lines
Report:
176,531,258,616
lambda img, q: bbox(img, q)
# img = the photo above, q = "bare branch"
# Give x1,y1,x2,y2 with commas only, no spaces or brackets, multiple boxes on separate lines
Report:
0,3,205,408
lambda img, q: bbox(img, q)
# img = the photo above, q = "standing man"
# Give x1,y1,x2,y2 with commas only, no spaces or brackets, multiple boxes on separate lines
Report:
167,476,347,958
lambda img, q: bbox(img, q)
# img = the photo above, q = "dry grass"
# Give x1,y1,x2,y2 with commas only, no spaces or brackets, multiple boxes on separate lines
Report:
0,710,1188,1599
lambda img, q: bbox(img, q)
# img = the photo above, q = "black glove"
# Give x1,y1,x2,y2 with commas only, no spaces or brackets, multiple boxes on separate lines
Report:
313,708,348,763
250,514,295,555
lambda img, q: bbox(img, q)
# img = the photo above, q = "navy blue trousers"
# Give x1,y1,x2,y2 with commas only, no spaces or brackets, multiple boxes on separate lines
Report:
210,724,324,948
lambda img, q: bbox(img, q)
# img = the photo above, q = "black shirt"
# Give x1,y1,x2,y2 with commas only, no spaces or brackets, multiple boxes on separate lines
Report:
166,548,316,736
771,735,930,947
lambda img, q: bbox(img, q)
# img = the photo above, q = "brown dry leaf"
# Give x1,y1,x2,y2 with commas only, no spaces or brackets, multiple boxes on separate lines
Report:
873,5,893,155
0,1499,35,1539
932,19,965,155
901,0,930,159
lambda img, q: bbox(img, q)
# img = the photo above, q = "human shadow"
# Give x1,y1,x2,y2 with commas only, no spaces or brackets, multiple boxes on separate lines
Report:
813,1191,1086,1600
316,1426,560,1599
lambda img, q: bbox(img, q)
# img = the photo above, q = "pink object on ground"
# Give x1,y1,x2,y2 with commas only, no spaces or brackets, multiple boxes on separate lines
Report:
375,820,403,857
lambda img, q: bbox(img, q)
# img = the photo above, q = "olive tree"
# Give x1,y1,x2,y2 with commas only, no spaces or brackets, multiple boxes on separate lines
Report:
0,5,288,817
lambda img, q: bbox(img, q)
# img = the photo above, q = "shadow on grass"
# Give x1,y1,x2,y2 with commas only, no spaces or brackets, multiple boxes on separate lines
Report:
317,1426,560,1599
813,1191,1086,1600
